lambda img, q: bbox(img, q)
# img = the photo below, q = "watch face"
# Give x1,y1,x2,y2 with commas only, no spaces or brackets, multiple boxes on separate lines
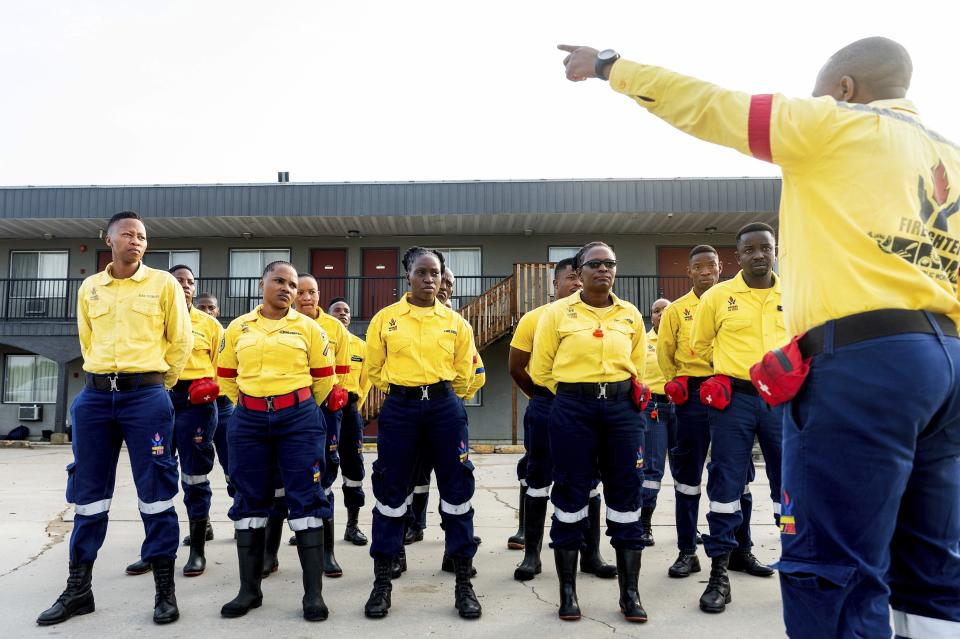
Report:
598,49,618,61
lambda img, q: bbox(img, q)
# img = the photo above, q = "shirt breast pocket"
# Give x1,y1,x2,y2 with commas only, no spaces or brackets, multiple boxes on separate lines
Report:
558,318,595,339
277,334,308,353
131,300,163,336
386,335,412,355
606,320,637,348
86,300,112,324
438,331,456,355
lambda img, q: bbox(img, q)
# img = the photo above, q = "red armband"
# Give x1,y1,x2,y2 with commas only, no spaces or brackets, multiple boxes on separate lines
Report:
664,376,690,405
749,334,811,406
326,385,348,412
700,375,732,411
188,378,220,405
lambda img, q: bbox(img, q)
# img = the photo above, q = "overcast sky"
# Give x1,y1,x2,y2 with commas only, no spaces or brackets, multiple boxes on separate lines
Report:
2,1,957,186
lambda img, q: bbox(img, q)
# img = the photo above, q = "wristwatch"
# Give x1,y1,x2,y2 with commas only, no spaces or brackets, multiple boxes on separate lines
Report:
595,49,620,79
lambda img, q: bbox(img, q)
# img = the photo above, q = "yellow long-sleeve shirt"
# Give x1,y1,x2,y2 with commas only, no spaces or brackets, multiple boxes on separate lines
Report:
656,288,714,381
365,295,474,398
344,332,370,399
643,327,667,395
216,305,335,406
466,350,485,401
315,311,352,385
610,60,960,335
690,271,788,380
77,262,193,388
529,291,646,393
180,305,223,381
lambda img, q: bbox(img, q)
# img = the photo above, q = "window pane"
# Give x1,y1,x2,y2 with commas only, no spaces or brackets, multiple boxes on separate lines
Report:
434,248,481,309
35,357,58,403
169,250,200,276
142,252,169,270
4,355,35,403
548,247,579,263
38,252,68,298
262,250,291,270
10,252,39,278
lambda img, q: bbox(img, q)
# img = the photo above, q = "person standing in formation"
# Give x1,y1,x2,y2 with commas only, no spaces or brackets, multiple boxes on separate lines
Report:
363,247,481,620
508,257,585,582
530,241,648,623
216,261,336,622
37,211,192,626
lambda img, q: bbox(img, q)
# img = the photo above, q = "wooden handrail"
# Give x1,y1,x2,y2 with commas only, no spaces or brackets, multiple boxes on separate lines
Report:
459,274,515,349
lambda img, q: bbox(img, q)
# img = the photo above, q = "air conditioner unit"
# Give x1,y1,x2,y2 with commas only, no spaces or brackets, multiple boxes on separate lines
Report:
24,299,48,316
18,404,41,421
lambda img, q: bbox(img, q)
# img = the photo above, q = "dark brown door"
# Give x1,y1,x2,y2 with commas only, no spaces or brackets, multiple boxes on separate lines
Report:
361,249,399,319
97,251,111,272
310,249,347,308
656,246,738,301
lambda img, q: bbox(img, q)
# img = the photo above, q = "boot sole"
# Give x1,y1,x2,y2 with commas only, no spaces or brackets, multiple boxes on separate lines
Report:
699,594,732,613
304,608,329,621
620,607,648,623
668,565,701,578
365,609,389,619
344,535,368,546
559,614,581,621
458,610,482,619
153,611,180,625
513,565,542,581
729,566,775,578
221,600,263,618
125,568,151,576
36,603,96,625
324,570,343,578
183,568,205,577
507,541,525,550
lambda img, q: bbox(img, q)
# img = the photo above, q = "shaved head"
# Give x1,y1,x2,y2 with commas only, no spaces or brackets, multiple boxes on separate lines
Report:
814,37,912,104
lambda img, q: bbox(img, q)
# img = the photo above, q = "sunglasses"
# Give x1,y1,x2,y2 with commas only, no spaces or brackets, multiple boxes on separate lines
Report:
582,259,617,269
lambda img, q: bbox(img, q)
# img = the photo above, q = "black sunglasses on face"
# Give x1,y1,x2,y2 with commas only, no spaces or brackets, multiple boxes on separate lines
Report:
582,259,617,269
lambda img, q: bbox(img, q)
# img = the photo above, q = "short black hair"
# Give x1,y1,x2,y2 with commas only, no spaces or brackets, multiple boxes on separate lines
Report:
328,297,350,311
689,244,718,260
402,246,445,274
168,264,194,277
554,257,576,277
736,222,776,245
574,241,613,269
195,291,217,302
106,210,142,232
263,260,295,277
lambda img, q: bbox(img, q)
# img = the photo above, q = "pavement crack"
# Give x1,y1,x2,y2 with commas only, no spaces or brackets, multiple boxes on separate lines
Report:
520,579,641,636
0,505,71,579
482,486,518,512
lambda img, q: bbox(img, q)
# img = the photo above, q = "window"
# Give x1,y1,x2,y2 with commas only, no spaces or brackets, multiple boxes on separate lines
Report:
433,247,481,309
9,251,68,299
143,250,200,275
229,249,291,299
548,246,579,263
4,354,57,404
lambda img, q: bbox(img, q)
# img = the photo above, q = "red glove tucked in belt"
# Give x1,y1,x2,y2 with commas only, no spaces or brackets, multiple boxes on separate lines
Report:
630,378,651,410
750,333,811,406
326,385,349,412
699,375,732,410
188,378,219,405
664,376,690,405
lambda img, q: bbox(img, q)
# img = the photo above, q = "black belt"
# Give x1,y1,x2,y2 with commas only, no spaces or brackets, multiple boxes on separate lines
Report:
799,309,958,359
686,376,710,390
729,377,758,397
171,379,195,393
388,381,453,401
651,393,669,403
86,372,164,392
532,385,554,399
556,380,632,399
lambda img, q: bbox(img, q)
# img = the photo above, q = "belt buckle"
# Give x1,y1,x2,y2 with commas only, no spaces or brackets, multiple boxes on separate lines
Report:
597,382,608,400
265,396,275,412
420,385,430,401
107,373,119,393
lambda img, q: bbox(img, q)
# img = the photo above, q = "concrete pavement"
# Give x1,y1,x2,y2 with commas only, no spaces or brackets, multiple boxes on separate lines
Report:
0,446,786,638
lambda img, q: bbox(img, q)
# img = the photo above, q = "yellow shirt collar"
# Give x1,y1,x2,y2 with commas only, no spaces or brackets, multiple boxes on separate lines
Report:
96,261,148,285
571,290,626,310
398,293,448,317
728,270,781,294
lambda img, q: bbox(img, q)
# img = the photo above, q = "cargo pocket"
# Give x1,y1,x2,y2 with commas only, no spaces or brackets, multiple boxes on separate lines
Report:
777,559,856,634
147,454,180,506
65,461,77,504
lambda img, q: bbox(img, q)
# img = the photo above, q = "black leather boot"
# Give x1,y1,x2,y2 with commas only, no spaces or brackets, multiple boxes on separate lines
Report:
699,553,732,613
668,551,701,578
507,485,527,549
728,550,775,577
321,518,343,577
151,558,179,624
514,495,547,581
183,518,208,577
261,515,284,578
295,529,329,621
343,507,368,546
442,553,477,576
580,496,617,578
452,557,482,619
221,528,265,618
639,507,655,547
390,546,407,579
36,562,95,625
364,557,393,619
182,520,214,546
555,548,581,621
125,558,151,576
403,525,423,544
615,549,647,622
